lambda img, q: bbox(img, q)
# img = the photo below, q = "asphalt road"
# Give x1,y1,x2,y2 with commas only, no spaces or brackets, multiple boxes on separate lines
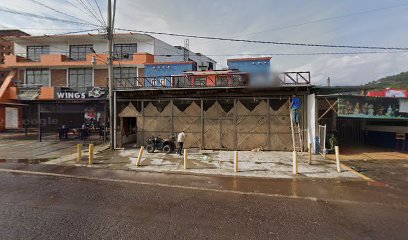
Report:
0,163,407,240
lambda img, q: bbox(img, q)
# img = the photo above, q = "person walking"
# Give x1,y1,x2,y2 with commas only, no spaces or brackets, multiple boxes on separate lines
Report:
177,131,186,155
291,94,301,124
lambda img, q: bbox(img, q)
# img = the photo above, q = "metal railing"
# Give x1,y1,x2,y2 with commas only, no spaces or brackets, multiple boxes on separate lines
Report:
113,71,311,90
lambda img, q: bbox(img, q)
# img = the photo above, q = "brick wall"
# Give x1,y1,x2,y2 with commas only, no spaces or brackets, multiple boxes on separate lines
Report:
94,69,108,87
51,69,67,87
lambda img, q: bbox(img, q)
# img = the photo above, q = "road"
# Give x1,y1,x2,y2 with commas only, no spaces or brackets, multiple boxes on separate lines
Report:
0,163,407,239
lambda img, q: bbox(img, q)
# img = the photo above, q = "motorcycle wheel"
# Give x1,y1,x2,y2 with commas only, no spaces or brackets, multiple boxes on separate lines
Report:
163,145,172,154
146,144,155,153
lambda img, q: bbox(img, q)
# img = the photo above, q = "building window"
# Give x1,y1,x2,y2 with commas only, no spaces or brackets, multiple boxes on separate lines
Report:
27,45,50,61
68,68,93,92
194,77,206,87
113,67,138,86
26,69,50,86
216,76,228,87
113,43,137,60
69,44,93,61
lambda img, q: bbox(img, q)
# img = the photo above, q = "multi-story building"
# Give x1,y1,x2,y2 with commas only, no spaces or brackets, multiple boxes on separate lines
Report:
0,33,216,134
0,29,30,82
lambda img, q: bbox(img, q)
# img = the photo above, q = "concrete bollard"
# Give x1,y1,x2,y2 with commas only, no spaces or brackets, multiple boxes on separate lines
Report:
88,144,94,165
293,151,298,175
184,149,188,170
308,142,312,165
76,144,82,162
234,151,239,173
136,146,145,167
335,146,341,173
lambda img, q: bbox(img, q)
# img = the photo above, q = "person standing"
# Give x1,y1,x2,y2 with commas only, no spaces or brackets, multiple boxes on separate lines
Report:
177,131,186,155
291,94,301,124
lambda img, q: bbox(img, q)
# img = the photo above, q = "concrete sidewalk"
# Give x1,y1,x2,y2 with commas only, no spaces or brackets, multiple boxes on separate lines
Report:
52,148,359,179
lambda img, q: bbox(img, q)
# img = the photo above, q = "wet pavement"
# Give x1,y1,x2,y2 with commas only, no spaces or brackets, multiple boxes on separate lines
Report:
48,147,359,180
0,162,407,239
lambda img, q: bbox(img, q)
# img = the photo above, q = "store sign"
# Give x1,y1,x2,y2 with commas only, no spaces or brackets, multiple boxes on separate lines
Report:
56,87,107,99
338,96,408,119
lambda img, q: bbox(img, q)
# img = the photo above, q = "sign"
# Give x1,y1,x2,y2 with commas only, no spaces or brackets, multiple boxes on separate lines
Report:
55,87,107,99
338,96,408,119
396,133,406,141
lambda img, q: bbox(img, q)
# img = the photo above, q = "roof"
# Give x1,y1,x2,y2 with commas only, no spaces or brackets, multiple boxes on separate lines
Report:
227,57,272,62
145,61,196,66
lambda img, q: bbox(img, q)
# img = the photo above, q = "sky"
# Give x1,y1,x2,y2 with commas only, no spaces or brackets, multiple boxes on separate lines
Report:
1,0,408,86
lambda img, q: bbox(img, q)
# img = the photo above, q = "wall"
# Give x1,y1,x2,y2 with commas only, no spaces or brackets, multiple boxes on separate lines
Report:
144,62,196,87
50,69,67,87
94,69,108,87
227,58,271,73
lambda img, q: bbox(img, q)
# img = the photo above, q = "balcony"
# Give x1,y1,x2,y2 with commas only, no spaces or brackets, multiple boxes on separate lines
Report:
113,72,311,90
3,52,154,68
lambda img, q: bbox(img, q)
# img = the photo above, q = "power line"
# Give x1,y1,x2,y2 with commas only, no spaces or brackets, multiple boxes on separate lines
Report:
76,0,105,26
85,0,106,26
154,51,408,57
61,0,102,24
0,7,98,27
27,0,99,28
94,0,107,27
116,28,408,51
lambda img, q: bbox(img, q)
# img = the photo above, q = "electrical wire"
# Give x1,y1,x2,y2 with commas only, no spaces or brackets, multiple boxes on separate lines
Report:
76,0,105,26
0,7,98,27
27,0,100,28
94,0,107,27
116,28,408,51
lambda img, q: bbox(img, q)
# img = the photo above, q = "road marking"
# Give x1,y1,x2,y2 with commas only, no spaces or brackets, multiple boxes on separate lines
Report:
0,168,397,207
340,163,375,182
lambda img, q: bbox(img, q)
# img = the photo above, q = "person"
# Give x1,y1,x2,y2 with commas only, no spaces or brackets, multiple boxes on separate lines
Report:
291,94,301,124
177,131,186,155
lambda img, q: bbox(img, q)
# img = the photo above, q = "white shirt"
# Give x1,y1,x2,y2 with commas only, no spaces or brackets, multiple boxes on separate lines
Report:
177,132,186,143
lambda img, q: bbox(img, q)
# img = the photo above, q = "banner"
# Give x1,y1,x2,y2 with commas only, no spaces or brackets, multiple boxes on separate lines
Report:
338,96,408,119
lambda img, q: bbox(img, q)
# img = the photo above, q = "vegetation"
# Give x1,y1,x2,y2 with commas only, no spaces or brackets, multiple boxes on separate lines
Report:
365,71,408,89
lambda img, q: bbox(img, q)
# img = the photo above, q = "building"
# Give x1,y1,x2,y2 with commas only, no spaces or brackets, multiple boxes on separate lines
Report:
114,57,313,151
0,29,30,82
0,33,216,135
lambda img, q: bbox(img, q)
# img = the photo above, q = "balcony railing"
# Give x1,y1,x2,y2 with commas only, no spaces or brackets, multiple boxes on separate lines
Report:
114,72,311,90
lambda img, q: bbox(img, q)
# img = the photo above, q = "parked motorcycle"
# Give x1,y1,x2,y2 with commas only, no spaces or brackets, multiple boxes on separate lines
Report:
146,135,176,154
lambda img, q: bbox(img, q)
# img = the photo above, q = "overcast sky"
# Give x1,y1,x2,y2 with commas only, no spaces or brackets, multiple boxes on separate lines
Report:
1,0,408,86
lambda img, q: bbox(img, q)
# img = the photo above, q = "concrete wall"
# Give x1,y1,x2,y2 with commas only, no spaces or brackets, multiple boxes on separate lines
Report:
144,62,196,87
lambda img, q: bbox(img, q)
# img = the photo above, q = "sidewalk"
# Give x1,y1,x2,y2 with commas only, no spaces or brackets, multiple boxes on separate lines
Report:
50,147,359,179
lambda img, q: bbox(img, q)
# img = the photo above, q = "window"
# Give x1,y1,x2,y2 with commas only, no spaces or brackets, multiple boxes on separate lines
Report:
68,68,93,92
216,76,228,86
26,69,50,86
69,45,93,61
113,44,137,60
27,45,49,61
113,67,138,86
194,77,206,87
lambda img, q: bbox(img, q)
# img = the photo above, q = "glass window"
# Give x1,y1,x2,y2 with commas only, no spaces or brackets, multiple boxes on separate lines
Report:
194,77,206,87
26,69,50,86
69,44,93,61
68,68,93,92
216,76,228,86
113,44,137,60
27,46,50,61
113,67,138,87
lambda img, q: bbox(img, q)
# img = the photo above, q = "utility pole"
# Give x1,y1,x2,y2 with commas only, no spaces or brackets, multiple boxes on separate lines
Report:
107,0,114,150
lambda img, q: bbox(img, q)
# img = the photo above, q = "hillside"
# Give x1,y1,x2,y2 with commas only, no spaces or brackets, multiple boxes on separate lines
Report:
365,71,408,89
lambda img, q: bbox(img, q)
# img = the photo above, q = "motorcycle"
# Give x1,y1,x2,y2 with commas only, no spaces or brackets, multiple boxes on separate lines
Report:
146,135,176,154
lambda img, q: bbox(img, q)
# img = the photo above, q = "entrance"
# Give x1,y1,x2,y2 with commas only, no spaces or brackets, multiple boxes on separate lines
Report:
5,107,18,129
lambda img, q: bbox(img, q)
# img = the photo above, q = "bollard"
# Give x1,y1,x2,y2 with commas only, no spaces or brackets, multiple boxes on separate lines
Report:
136,146,145,167
308,142,312,165
335,146,341,173
76,144,82,162
183,149,188,170
293,151,298,175
234,151,239,173
88,144,94,165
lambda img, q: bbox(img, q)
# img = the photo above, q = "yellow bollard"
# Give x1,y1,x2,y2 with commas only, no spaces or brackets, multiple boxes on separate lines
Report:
308,142,312,165
136,146,145,167
335,146,341,173
293,151,298,175
184,149,188,170
76,144,82,162
234,151,239,173
88,144,94,165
